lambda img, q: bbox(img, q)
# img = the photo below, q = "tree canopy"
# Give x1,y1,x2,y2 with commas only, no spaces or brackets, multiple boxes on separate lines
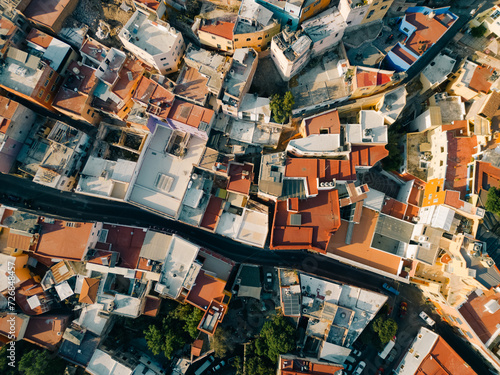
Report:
257,315,297,361
486,187,500,215
18,349,66,375
144,304,205,358
212,327,235,358
372,316,398,345
270,92,294,124
471,24,487,38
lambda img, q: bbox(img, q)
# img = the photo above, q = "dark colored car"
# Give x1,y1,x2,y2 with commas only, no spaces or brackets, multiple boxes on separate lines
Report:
399,302,407,317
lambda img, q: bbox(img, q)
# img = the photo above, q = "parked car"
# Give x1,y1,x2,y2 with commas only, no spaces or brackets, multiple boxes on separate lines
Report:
7,195,21,203
382,283,400,295
266,272,272,284
345,356,356,364
353,361,366,375
351,349,362,357
344,364,354,372
213,360,226,371
419,311,435,326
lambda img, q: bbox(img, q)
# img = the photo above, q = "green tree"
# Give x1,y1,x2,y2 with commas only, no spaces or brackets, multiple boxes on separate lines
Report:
486,187,500,215
245,357,275,375
372,316,398,344
212,327,234,358
18,349,65,375
0,346,17,375
471,24,487,38
144,316,188,359
270,92,294,124
258,315,296,361
184,308,204,339
144,324,166,356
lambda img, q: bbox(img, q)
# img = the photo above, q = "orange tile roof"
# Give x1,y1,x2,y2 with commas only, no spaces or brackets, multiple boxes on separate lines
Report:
416,335,477,375
100,224,147,269
186,270,226,310
7,232,32,250
134,0,161,10
168,99,214,128
0,314,27,340
469,65,496,94
392,44,417,64
79,278,100,304
459,290,500,344
404,12,449,56
381,197,407,220
474,161,500,194
191,339,203,357
200,196,223,231
24,315,69,351
35,219,95,261
227,162,253,195
24,0,74,29
26,28,53,49
143,295,161,317
133,76,176,118
15,279,52,315
356,71,393,88
174,66,209,103
445,132,477,198
200,20,234,40
303,109,340,136
271,189,341,252
80,37,109,63
327,208,402,275
0,95,20,120
112,58,145,100
442,120,469,135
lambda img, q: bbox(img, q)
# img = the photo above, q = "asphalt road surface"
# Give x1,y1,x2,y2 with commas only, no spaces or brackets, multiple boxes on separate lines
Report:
0,172,494,373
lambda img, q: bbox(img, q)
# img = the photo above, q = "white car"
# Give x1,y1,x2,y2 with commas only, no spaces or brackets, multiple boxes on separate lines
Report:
266,272,273,283
351,349,362,357
419,311,435,326
353,361,366,375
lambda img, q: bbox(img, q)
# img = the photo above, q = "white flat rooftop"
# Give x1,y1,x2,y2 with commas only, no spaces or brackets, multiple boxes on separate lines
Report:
87,349,133,375
158,235,200,299
393,327,438,375
127,123,206,218
422,54,455,85
77,303,109,335
288,134,341,153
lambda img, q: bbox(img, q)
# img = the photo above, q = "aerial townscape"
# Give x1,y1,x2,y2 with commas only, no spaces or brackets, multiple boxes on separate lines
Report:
3,0,500,374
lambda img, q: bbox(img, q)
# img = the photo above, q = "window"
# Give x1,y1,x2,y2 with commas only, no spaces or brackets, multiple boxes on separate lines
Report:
367,10,374,18
45,94,51,102
235,38,239,41
91,112,95,118
227,40,231,44
441,147,444,153
397,6,403,11
313,0,320,5
43,79,49,87
265,34,269,38
38,89,44,98
212,36,216,40
246,38,251,41
320,40,323,44
217,44,221,48
440,160,443,166
228,47,232,50
51,84,56,91
403,27,409,32
381,5,387,9
55,76,61,84
48,70,54,78
87,109,91,114
335,33,338,37
258,37,262,40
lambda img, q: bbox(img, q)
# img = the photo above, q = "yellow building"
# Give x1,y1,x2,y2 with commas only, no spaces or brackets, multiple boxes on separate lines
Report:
469,5,500,38
233,22,280,52
447,60,496,101
299,0,331,22
361,0,395,24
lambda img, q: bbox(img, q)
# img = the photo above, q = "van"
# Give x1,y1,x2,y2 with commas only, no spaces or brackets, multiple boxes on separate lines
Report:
345,356,356,364
378,338,396,360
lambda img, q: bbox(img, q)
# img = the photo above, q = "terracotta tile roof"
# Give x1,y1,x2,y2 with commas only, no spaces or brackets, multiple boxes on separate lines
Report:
392,44,417,65
200,196,223,230
26,28,53,49
168,99,214,128
80,37,109,63
7,232,32,250
200,20,234,40
271,189,341,252
191,339,203,357
445,132,477,198
24,0,74,29
469,65,496,94
303,109,340,136
174,66,209,104
112,58,145,100
79,278,100,304
186,270,226,309
100,224,147,269
459,290,500,344
416,335,477,375
0,118,9,134
15,279,52,315
133,76,176,118
35,219,95,261
404,12,450,56
0,95,20,120
227,162,253,195
408,182,422,206
327,207,402,275
52,87,87,115
442,120,469,135
480,91,500,119
474,161,500,194
356,71,393,88
0,314,28,341
24,315,70,351
381,198,407,220
143,295,161,317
